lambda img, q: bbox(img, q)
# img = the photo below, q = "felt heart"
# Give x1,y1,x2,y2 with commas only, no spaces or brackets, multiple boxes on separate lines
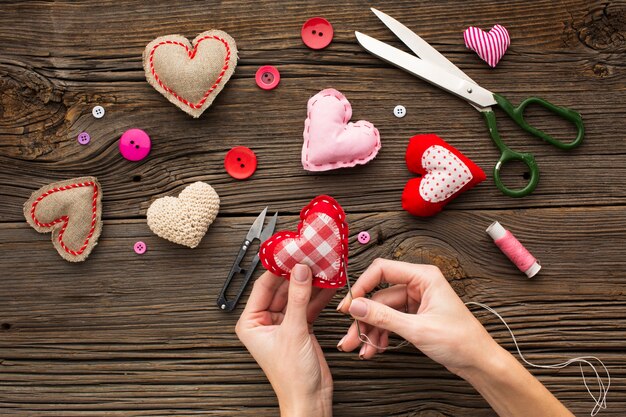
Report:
260,195,348,288
147,182,220,248
402,134,486,217
23,177,103,262
302,88,381,171
143,30,238,118
463,25,510,68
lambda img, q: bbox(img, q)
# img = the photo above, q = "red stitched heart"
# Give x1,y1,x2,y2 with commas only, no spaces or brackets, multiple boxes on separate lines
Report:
143,30,238,118
260,195,348,288
402,134,486,217
23,177,103,262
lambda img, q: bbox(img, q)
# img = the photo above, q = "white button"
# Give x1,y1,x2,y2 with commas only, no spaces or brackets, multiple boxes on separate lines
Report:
393,105,406,118
92,105,105,119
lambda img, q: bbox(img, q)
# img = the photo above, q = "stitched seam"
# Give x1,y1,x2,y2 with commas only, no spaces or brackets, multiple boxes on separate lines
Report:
304,91,380,168
261,196,348,286
149,35,231,109
30,181,99,256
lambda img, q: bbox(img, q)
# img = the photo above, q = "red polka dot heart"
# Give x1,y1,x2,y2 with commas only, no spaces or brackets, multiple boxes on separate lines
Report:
401,134,486,217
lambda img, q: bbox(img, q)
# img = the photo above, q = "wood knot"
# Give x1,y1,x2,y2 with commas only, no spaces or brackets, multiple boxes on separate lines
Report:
1,323,11,330
392,239,467,281
592,63,610,77
576,3,626,50
0,62,67,159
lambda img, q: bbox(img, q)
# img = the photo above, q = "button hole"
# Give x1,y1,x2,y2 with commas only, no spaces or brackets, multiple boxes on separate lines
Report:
312,30,316,34
237,157,241,162
319,32,323,36
130,140,135,144
240,164,245,168
135,145,140,149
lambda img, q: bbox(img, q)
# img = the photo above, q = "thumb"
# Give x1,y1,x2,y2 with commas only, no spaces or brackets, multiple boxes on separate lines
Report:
348,297,417,339
283,264,313,330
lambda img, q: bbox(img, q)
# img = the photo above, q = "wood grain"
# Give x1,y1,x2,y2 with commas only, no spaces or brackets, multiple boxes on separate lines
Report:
1,0,625,415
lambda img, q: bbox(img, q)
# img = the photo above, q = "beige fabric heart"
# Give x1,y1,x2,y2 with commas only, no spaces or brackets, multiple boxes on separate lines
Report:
23,177,103,262
147,182,220,248
143,30,238,118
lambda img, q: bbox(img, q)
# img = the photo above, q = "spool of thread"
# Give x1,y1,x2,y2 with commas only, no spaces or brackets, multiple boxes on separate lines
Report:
486,221,541,278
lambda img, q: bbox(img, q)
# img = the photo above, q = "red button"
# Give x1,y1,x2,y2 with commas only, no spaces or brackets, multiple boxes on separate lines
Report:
255,65,280,90
301,17,333,50
119,129,151,162
225,146,257,180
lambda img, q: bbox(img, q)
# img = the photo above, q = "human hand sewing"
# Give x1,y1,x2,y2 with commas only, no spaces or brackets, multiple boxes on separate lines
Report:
236,264,336,417
336,259,575,417
336,258,498,377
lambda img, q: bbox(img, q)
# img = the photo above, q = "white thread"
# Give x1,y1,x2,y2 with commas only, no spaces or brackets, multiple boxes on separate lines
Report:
466,301,610,416
345,264,409,351
345,264,610,413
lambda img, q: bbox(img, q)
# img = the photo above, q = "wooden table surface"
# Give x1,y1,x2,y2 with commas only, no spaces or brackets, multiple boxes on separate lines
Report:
1,0,625,415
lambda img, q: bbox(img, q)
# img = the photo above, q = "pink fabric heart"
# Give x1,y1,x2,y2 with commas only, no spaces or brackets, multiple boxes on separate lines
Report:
302,88,381,171
464,25,510,68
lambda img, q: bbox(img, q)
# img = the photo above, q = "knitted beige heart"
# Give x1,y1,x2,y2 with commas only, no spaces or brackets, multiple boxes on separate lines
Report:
143,30,238,118
147,182,220,248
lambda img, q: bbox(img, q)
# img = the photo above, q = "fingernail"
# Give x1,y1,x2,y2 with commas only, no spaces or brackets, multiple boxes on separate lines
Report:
292,264,308,282
337,335,347,351
359,344,366,360
349,299,368,318
336,298,345,311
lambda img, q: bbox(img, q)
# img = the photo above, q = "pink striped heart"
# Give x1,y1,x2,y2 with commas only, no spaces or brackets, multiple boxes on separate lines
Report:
463,25,510,68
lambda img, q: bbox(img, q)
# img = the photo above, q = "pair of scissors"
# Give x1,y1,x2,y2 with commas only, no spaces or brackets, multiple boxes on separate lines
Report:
356,8,585,197
217,207,278,312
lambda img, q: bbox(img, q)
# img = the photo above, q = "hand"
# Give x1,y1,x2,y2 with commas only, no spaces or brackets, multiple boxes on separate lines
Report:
236,264,336,417
336,259,574,417
336,258,499,377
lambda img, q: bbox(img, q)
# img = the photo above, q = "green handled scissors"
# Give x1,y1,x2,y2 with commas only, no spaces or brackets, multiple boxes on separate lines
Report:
356,8,584,197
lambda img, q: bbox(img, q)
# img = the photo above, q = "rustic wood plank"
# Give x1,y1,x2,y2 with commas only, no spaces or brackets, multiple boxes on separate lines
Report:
1,0,625,220
1,207,625,415
1,62,624,220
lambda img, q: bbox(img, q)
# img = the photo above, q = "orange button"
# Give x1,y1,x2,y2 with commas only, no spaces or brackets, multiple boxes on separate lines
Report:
225,146,257,180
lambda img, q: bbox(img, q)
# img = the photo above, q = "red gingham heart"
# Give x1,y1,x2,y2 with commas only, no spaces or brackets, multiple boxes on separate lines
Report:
260,195,348,288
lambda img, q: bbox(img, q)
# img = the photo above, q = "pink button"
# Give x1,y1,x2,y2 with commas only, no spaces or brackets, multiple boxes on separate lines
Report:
77,132,91,145
255,66,280,90
301,17,333,49
357,231,370,244
134,241,147,254
119,129,151,161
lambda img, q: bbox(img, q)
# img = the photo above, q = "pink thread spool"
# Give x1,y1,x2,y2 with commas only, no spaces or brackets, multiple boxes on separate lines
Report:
486,221,541,278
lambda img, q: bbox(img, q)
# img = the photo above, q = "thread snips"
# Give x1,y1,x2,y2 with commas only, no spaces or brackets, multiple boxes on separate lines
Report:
217,207,278,311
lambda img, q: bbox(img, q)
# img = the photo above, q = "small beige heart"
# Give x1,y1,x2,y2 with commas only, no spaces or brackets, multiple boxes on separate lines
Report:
143,30,238,118
23,177,103,262
147,182,220,248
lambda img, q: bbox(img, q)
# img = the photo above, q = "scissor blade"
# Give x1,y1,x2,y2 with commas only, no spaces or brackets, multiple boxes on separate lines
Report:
259,212,278,243
355,31,497,109
370,8,477,85
246,207,267,241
